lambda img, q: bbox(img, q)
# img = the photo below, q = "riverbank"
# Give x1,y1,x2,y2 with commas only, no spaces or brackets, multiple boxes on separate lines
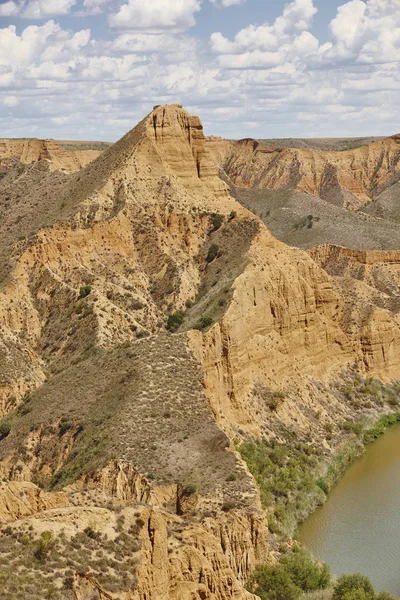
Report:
239,382,400,598
237,378,400,542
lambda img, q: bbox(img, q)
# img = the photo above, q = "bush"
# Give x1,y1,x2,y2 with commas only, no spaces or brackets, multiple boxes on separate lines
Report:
182,479,197,496
0,422,11,440
209,213,224,233
194,316,213,331
247,549,330,600
34,531,55,561
79,285,92,299
247,565,301,600
206,244,220,263
280,547,331,591
333,574,375,600
166,311,184,332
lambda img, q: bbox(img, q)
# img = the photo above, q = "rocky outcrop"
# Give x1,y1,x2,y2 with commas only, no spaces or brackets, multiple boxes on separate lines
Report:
0,137,100,172
0,480,69,523
208,134,400,209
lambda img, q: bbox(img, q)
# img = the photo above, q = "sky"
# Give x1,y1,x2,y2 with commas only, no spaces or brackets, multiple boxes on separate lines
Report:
0,0,399,141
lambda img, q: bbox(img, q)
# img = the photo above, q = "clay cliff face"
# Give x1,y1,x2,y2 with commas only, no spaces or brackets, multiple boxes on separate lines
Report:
1,105,400,599
208,134,400,209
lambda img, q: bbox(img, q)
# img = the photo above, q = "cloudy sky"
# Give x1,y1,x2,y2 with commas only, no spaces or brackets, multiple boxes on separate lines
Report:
0,0,399,141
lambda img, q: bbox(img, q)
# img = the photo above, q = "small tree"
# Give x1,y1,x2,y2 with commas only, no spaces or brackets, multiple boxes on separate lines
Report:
333,574,375,600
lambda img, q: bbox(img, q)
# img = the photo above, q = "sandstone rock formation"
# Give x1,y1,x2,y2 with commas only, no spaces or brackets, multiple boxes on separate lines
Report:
0,137,101,173
1,104,400,599
209,134,400,209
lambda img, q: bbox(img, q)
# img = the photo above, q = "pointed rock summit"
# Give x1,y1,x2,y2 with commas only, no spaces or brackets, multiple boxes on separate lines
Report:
70,103,233,214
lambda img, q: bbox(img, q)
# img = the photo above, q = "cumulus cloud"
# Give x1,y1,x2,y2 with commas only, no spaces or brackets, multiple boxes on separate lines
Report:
320,0,400,64
0,0,399,140
109,0,201,30
0,0,77,18
210,0,319,68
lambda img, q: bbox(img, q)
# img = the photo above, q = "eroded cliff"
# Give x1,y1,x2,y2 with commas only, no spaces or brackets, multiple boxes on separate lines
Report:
1,105,400,599
208,135,400,210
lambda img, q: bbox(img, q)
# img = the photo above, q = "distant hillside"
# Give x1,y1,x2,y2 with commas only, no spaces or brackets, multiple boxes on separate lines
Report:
257,136,385,151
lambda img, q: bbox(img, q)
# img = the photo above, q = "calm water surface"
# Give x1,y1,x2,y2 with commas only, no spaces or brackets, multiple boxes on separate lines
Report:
296,423,400,595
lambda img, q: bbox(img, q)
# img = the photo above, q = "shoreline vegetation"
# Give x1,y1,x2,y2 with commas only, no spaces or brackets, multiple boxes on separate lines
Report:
238,378,400,600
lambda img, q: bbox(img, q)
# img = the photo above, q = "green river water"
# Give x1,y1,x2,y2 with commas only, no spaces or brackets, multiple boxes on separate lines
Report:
296,423,400,595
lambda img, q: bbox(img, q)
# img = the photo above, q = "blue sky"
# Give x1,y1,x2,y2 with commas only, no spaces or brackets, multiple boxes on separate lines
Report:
0,0,399,141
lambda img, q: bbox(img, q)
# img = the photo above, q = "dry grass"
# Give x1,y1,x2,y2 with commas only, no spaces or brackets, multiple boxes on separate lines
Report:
0,507,141,599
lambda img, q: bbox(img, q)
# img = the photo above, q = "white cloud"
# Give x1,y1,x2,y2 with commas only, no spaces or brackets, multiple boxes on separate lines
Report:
109,0,201,30
0,0,77,18
0,0,399,140
0,1,22,16
3,95,19,106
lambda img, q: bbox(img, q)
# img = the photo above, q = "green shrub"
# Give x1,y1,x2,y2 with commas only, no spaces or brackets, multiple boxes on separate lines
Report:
247,549,330,600
0,422,11,440
182,479,196,495
206,244,220,263
209,213,224,233
280,547,331,591
316,477,329,495
79,285,92,299
34,531,55,561
247,564,301,600
229,210,237,221
333,574,375,600
166,311,185,332
363,413,400,444
194,316,213,331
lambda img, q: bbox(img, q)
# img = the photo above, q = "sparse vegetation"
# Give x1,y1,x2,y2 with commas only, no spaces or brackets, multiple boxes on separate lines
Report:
294,215,320,231
0,512,140,598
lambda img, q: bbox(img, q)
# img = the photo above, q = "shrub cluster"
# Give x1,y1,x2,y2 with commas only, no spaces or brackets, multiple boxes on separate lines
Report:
238,439,322,535
294,215,320,231
333,574,395,600
247,547,330,600
166,311,185,332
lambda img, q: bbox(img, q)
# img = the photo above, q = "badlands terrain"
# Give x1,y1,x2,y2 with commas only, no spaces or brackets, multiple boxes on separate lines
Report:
0,105,400,599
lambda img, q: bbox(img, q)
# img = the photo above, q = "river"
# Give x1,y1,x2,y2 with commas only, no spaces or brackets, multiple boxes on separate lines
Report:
296,423,400,595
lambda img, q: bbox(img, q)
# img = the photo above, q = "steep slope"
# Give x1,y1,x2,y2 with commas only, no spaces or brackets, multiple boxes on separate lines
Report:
1,105,400,599
208,134,400,210
226,181,400,251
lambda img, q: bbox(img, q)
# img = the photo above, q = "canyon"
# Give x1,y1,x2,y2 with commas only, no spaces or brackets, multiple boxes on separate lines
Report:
0,104,400,599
